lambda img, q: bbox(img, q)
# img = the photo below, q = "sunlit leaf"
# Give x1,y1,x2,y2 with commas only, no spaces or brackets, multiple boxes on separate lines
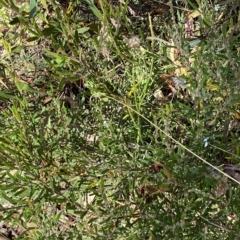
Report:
85,0,102,19
188,10,202,19
77,27,89,34
29,0,37,18
15,81,38,93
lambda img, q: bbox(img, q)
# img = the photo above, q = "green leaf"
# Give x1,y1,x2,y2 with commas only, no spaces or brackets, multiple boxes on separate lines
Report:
0,191,18,204
88,23,101,33
203,17,212,27
229,96,240,106
0,0,8,7
15,81,38,93
189,38,202,47
41,27,61,37
44,49,70,66
0,90,17,100
29,0,37,18
27,36,40,42
44,49,67,60
17,16,29,26
9,17,21,25
85,0,102,19
58,78,66,91
6,0,19,12
1,38,11,58
11,45,25,53
77,27,90,34
222,23,227,37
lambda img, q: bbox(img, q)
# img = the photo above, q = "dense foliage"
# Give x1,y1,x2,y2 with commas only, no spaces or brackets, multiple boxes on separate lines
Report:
0,0,239,239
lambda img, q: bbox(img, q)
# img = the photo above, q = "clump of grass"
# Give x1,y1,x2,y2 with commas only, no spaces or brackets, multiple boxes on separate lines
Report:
0,0,240,239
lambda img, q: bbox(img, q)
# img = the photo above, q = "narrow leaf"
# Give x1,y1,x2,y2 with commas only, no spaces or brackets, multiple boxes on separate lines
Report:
29,0,37,18
0,90,17,100
15,81,38,93
85,0,102,19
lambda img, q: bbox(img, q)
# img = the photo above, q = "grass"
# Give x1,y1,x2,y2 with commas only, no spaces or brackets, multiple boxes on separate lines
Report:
0,0,240,239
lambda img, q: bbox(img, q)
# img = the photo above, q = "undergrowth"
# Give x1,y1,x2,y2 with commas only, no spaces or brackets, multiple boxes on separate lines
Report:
0,0,239,239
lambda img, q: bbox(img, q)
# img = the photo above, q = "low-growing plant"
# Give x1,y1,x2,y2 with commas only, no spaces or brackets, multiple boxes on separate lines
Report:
0,0,239,239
